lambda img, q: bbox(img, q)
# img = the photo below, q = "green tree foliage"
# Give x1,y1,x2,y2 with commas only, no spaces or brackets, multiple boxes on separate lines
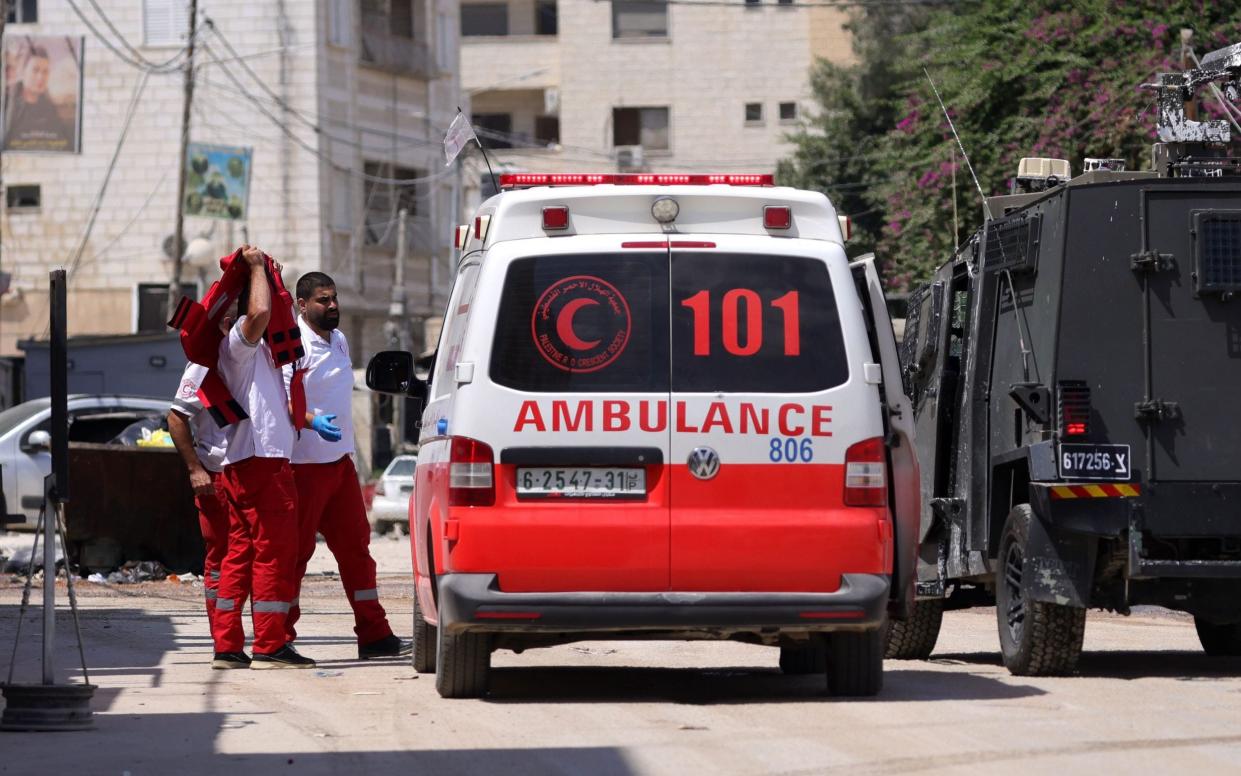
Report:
779,1,1241,290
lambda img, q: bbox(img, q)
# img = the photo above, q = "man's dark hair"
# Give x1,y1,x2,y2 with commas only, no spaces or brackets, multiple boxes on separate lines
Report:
28,45,50,61
296,271,335,301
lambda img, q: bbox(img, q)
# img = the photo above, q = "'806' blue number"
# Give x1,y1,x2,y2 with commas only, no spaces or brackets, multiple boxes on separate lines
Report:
769,437,813,463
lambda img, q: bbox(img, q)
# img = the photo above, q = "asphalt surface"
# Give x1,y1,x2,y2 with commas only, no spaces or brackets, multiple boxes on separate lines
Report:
2,534,1240,775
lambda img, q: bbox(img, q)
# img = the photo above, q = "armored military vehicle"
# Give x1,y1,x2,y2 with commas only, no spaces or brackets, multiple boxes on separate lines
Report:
887,42,1241,675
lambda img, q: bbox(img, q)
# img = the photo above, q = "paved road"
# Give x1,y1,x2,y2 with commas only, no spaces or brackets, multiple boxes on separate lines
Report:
2,560,1240,774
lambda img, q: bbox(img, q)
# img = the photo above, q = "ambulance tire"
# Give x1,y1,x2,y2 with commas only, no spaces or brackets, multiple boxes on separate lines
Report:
1194,617,1241,657
996,504,1086,677
825,627,884,697
884,598,944,660
435,627,491,698
779,641,827,674
412,591,436,674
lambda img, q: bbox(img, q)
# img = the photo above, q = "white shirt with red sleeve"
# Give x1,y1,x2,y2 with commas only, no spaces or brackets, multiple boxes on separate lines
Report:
284,316,355,465
216,316,295,464
170,362,227,473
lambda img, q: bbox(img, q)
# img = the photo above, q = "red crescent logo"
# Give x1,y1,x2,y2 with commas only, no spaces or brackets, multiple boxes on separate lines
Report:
556,298,602,350
531,275,631,373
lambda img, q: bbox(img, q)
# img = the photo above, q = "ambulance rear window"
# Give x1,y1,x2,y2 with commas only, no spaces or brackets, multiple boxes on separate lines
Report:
671,253,848,392
490,253,670,392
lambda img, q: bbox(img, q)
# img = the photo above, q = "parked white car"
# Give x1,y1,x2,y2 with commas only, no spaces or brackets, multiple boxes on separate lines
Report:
0,395,171,529
369,454,416,533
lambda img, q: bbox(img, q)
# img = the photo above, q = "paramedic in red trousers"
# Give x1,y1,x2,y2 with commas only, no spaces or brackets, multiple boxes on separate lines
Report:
213,246,316,668
166,363,234,667
283,271,409,659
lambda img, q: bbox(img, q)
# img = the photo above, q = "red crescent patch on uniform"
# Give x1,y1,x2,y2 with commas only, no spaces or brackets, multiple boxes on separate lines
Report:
531,275,631,373
179,379,197,399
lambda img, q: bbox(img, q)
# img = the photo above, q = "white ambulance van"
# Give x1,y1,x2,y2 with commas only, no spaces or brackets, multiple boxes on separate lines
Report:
367,173,918,698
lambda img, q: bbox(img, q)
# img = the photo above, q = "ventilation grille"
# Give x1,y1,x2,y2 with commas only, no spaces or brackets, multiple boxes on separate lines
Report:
985,214,1041,273
1193,211,1241,293
1058,380,1091,436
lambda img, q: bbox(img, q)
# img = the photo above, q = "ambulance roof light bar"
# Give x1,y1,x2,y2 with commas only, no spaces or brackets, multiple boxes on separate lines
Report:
500,173,775,189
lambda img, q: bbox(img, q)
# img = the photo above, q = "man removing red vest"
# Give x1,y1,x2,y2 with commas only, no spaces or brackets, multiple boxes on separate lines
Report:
213,245,315,668
283,271,410,659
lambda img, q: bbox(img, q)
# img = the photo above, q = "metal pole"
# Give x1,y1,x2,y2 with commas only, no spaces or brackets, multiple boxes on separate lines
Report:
168,0,200,319
44,270,68,684
392,209,408,448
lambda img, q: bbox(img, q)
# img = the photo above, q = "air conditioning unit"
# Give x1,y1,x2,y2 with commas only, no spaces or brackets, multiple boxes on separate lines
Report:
616,145,647,172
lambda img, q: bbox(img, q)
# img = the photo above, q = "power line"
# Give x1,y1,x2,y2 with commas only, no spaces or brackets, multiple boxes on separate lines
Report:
65,0,195,74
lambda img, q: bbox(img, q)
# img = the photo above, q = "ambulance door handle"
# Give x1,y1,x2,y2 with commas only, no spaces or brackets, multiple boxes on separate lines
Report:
455,362,475,384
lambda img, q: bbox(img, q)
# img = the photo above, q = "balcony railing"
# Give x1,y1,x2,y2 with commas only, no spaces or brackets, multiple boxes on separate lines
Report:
360,14,433,78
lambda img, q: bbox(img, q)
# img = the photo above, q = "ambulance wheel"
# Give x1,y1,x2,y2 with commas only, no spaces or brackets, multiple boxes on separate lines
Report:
884,598,944,660
996,504,1085,676
779,640,827,674
1194,617,1241,656
825,627,884,696
412,590,436,674
435,627,491,698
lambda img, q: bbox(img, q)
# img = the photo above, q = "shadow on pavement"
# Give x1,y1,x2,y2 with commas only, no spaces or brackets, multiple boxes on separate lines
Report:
931,648,1241,679
484,663,1042,703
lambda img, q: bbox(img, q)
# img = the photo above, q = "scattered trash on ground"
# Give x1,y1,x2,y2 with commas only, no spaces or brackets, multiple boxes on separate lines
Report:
105,560,169,584
87,572,107,583
314,670,343,678
1,541,64,574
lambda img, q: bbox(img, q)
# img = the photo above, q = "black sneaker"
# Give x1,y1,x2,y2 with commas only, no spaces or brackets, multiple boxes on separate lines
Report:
251,644,316,670
212,651,252,670
358,635,413,660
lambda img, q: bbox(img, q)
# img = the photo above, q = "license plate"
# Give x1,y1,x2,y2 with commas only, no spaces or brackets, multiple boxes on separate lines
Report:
516,467,646,499
1059,443,1132,481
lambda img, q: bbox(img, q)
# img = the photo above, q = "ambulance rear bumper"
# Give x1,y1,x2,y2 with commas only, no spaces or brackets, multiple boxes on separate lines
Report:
437,573,889,633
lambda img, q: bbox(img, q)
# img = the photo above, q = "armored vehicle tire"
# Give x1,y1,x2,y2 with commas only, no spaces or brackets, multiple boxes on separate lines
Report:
435,627,491,698
412,591,437,674
884,599,945,660
996,504,1086,676
1194,617,1241,656
779,641,828,674
825,627,884,696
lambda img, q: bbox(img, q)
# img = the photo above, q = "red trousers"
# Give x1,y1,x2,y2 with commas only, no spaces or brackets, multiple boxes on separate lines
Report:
214,456,298,655
286,456,392,645
196,471,230,632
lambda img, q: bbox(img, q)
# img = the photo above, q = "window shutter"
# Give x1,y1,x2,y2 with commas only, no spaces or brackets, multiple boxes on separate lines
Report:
144,0,191,47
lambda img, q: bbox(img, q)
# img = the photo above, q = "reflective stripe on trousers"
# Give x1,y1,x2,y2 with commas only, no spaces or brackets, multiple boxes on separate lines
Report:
205,589,218,601
353,588,379,602
216,598,236,611
253,600,292,613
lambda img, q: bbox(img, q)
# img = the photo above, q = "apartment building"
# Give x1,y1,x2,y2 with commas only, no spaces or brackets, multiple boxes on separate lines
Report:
0,0,460,362
459,0,853,197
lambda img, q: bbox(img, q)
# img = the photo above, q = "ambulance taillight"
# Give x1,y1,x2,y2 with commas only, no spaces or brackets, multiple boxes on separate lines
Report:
764,206,792,230
843,437,887,507
449,437,495,507
542,206,570,231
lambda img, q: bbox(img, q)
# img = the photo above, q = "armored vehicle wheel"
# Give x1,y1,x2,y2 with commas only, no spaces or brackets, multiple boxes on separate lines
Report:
435,627,491,698
885,598,945,659
779,641,827,674
825,627,884,696
996,505,1085,676
412,590,437,674
1194,617,1241,656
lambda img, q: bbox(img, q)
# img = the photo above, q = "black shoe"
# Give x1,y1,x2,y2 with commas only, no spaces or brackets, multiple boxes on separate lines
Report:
358,634,413,660
212,651,252,670
251,644,316,669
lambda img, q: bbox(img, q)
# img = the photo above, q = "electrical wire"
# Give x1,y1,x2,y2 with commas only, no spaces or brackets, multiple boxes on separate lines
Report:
65,0,196,74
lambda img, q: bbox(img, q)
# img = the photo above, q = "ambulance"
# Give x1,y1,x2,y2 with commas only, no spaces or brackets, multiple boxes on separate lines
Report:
366,173,918,698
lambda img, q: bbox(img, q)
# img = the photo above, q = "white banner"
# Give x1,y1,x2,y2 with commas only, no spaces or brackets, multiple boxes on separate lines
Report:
443,112,478,167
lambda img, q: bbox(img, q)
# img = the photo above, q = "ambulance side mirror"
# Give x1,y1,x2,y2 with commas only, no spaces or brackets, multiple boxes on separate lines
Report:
366,351,427,404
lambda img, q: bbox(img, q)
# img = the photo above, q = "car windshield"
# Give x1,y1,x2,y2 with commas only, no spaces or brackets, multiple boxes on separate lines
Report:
0,398,52,436
386,457,417,477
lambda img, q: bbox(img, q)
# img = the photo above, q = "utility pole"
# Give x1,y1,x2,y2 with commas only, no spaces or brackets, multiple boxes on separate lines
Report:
167,0,199,320
1,0,9,303
390,208,408,449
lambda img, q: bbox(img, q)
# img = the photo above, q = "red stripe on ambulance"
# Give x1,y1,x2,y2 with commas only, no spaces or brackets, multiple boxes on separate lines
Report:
513,399,832,436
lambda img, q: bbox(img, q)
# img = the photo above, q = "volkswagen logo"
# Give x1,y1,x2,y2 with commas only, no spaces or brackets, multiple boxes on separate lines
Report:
688,447,720,480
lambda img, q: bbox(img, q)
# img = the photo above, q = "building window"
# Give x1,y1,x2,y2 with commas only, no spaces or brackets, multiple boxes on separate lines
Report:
743,0,760,5
473,113,513,149
779,101,798,121
613,107,669,150
776,0,794,5
390,0,414,38
327,0,351,46
461,3,509,36
536,1,558,35
535,116,560,146
136,283,196,333
143,0,191,47
362,161,421,248
612,1,667,39
5,185,41,211
6,0,37,23
744,103,763,123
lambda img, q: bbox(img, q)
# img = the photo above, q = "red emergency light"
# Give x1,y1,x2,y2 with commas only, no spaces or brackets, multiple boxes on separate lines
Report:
764,206,792,230
500,173,775,189
542,206,570,230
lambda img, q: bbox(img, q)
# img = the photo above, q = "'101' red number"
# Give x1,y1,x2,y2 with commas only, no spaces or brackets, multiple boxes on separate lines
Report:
680,290,800,356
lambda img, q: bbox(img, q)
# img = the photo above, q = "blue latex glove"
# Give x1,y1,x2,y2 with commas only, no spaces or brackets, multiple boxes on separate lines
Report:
310,413,342,442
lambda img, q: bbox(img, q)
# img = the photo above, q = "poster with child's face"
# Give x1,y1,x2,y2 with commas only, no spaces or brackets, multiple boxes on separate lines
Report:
184,143,253,221
2,35,84,153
